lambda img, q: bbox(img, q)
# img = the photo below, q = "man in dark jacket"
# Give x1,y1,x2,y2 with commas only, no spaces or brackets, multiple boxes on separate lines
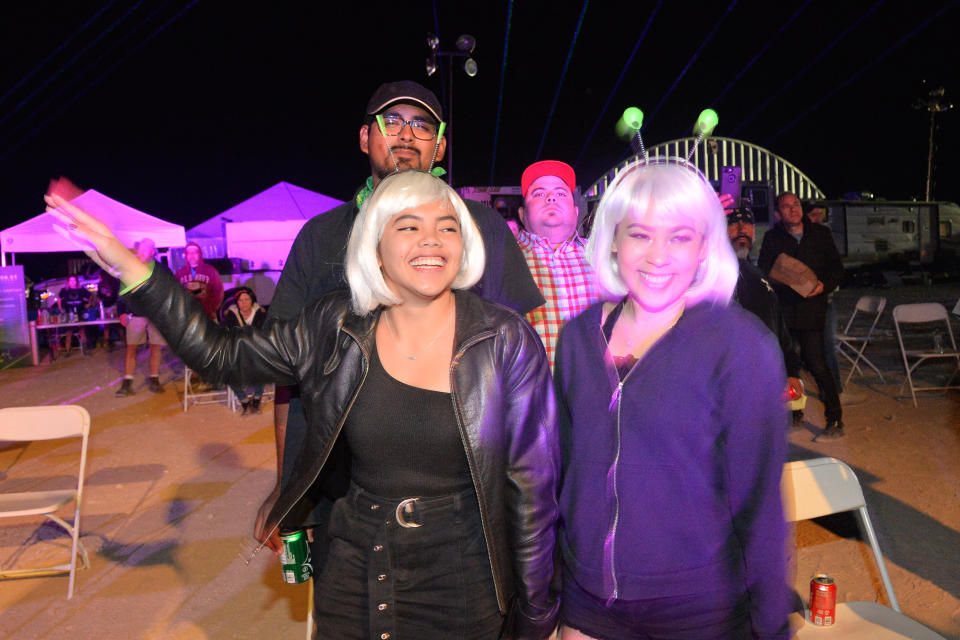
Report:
259,80,545,590
759,192,846,438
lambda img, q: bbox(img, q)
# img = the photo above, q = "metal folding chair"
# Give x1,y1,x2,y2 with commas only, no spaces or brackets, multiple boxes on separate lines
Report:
183,366,230,412
892,303,960,407
782,457,945,638
836,295,886,385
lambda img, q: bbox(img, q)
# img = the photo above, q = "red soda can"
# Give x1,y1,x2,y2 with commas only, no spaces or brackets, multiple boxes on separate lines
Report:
810,574,837,626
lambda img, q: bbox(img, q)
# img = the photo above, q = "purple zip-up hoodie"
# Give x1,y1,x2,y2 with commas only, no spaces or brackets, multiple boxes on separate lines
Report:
555,300,791,639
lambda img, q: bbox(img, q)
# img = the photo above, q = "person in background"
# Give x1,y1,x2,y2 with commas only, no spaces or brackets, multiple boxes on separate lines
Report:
176,242,224,321
91,270,122,351
56,275,90,356
555,160,790,639
516,160,602,367
759,193,845,439
493,196,522,238
222,287,267,415
805,203,844,396
116,238,167,396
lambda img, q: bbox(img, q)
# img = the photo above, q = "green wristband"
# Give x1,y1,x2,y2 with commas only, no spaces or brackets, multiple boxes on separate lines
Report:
119,260,155,295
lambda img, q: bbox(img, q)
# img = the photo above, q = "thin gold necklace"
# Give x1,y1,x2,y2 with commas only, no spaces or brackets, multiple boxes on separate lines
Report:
383,309,455,360
622,301,685,349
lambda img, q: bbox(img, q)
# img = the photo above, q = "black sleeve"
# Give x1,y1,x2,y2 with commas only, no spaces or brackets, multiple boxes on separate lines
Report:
126,265,305,388
464,200,544,315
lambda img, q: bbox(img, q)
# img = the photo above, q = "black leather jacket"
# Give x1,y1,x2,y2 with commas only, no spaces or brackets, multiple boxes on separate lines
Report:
126,265,560,638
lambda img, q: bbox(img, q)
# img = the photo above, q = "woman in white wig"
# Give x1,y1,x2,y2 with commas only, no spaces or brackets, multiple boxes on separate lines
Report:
553,160,791,639
46,171,559,640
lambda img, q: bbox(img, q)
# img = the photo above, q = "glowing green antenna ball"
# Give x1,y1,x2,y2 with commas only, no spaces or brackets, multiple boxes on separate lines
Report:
623,107,644,130
685,108,719,162
693,108,719,136
615,106,648,160
615,106,644,140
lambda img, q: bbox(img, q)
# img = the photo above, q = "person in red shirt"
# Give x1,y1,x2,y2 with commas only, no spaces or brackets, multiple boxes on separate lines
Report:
175,242,223,321
516,160,602,367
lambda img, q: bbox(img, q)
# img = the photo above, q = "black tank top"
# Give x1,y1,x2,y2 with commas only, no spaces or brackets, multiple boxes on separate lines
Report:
344,345,472,498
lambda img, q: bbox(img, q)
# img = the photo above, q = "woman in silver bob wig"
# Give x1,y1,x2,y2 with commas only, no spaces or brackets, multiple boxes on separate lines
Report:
554,160,792,640
47,169,561,639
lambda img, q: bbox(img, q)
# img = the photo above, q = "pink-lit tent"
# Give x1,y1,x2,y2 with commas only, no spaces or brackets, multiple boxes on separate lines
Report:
0,189,185,266
188,181,342,238
186,181,342,270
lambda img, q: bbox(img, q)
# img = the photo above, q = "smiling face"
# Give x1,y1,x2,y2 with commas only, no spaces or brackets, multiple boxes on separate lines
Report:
67,276,78,289
519,175,579,245
612,203,705,313
359,103,446,184
377,201,462,304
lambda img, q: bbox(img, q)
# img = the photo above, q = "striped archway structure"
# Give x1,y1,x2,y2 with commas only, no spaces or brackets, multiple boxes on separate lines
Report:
585,136,825,203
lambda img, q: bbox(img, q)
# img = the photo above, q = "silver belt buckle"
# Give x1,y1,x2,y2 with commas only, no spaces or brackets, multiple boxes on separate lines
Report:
395,497,421,528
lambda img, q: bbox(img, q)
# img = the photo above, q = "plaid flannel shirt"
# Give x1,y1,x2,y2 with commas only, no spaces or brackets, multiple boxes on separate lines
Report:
517,230,602,367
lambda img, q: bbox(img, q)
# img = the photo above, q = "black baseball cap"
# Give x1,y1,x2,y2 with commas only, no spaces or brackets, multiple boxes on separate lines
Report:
726,208,754,224
365,81,443,122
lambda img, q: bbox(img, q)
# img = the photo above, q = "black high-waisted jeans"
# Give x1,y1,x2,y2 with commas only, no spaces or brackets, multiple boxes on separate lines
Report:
314,482,503,640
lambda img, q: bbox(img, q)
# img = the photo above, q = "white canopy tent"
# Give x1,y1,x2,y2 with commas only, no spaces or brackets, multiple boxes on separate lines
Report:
0,189,185,266
186,181,342,270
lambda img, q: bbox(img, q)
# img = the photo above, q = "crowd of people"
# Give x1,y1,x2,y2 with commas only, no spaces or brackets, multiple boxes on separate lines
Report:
43,79,854,639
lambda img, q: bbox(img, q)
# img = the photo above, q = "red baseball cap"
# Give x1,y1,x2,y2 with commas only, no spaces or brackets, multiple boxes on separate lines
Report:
521,160,576,198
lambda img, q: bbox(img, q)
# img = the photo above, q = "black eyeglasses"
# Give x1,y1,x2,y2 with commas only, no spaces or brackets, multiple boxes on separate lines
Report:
376,114,441,141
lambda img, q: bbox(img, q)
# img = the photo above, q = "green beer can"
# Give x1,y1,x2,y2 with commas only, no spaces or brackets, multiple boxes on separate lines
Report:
279,528,313,584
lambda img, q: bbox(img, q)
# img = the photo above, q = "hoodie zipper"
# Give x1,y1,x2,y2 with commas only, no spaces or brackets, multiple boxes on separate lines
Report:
598,319,642,606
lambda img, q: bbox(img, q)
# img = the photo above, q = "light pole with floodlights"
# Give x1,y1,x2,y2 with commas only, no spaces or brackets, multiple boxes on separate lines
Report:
426,33,477,186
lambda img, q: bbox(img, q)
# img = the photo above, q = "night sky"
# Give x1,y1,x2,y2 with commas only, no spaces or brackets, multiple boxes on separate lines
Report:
2,1,958,278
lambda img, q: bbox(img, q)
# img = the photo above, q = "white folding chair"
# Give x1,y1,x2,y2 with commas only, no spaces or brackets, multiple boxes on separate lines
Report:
0,405,91,599
782,457,945,639
891,303,960,407
835,295,886,385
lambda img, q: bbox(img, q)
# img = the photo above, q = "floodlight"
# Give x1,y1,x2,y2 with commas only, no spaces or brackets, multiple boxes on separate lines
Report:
456,34,476,53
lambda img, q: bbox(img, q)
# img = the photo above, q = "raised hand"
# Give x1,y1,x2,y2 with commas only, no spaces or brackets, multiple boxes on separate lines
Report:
44,182,150,288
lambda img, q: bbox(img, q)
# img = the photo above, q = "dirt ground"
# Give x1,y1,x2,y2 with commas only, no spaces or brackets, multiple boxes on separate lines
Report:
1,283,958,639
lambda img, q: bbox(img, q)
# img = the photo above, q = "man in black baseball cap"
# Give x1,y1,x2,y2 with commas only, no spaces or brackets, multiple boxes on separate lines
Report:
255,80,544,599
360,80,447,183
726,206,756,261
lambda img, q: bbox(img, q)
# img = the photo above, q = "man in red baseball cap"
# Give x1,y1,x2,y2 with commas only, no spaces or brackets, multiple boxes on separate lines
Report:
516,160,601,366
